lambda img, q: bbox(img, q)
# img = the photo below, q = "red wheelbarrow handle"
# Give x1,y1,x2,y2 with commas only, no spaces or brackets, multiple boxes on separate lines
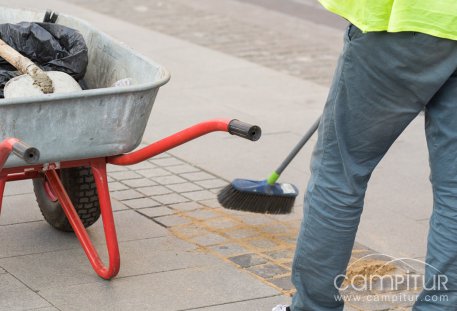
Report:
108,119,261,166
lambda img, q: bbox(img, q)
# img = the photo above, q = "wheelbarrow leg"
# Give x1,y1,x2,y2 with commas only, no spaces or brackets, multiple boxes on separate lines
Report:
0,138,39,215
44,158,120,279
0,138,23,214
0,177,6,214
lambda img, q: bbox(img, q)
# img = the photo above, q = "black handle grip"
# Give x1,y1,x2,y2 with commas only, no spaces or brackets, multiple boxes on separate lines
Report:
12,141,40,164
43,10,59,23
228,120,261,141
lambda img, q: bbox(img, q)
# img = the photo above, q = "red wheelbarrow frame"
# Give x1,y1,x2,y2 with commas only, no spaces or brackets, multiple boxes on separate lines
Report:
0,119,260,279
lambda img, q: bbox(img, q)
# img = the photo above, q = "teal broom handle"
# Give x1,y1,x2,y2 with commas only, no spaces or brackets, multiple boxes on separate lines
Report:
267,117,321,185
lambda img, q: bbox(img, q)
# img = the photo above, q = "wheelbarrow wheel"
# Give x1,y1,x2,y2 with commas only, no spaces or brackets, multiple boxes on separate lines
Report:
33,167,101,232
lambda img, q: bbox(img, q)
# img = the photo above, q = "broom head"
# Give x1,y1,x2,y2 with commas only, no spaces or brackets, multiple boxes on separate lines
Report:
217,179,298,214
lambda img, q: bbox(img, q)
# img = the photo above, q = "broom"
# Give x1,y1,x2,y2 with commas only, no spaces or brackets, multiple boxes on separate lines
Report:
217,117,320,214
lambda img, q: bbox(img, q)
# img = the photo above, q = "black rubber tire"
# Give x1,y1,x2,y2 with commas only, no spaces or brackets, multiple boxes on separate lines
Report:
33,166,101,232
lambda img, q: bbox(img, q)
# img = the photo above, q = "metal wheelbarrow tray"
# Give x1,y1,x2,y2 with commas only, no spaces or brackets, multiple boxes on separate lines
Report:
0,7,261,279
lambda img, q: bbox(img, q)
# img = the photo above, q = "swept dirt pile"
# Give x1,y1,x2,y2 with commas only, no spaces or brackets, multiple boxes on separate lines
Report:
344,259,396,287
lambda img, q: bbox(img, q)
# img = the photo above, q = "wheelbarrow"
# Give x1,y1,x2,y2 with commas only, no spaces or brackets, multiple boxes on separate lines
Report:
0,7,261,280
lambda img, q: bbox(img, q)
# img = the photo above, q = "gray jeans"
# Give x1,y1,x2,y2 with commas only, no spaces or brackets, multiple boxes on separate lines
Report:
291,25,457,310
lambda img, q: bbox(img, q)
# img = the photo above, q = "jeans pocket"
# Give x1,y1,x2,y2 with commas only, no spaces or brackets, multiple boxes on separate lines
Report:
346,24,363,42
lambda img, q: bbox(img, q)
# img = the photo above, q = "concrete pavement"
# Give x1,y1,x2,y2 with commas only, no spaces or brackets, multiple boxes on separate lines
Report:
0,0,434,310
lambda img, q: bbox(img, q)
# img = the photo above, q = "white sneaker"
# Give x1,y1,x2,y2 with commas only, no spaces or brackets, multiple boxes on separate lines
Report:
272,305,290,311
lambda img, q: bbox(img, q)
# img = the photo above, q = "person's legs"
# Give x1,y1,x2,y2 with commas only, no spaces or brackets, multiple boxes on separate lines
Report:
413,73,457,310
290,28,457,311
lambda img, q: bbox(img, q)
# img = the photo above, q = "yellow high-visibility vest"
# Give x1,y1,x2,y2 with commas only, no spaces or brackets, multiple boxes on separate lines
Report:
319,0,457,40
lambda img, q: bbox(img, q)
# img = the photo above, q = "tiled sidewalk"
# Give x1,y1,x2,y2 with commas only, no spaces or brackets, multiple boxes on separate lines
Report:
107,151,300,296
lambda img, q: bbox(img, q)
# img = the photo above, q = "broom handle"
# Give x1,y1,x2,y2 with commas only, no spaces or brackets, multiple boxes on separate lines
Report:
0,38,54,93
267,116,321,185
0,38,41,75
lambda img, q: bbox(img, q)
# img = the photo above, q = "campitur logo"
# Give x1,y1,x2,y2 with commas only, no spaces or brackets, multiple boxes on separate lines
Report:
333,254,449,304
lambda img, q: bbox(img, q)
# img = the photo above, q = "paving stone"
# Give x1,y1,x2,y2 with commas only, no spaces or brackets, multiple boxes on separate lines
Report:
137,168,170,178
0,193,44,226
4,180,33,197
206,218,239,230
137,185,172,196
225,228,259,239
221,205,274,216
155,215,191,227
111,189,144,201
166,182,203,193
0,221,82,259
269,276,295,291
236,214,275,226
195,178,229,189
169,201,205,212
275,235,298,246
282,262,293,269
107,165,129,173
166,164,200,174
172,224,210,238
0,274,51,310
108,181,129,191
210,187,224,194
153,193,189,205
180,171,216,181
121,178,157,188
150,152,170,159
247,238,280,251
247,263,289,279
96,210,168,242
353,242,373,251
151,157,185,167
209,243,249,257
229,253,268,268
109,170,143,181
259,223,292,234
118,237,221,276
268,213,302,223
265,249,294,261
185,209,219,220
127,161,156,170
192,233,228,246
351,248,375,260
182,190,216,201
199,199,223,208
154,175,187,185
123,197,161,209
137,206,175,218
111,198,130,211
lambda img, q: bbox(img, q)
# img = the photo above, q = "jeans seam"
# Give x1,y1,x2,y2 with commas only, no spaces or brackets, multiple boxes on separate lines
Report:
291,40,350,289
302,46,348,238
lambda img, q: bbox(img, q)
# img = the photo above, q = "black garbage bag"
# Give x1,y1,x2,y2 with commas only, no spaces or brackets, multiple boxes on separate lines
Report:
0,22,88,97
